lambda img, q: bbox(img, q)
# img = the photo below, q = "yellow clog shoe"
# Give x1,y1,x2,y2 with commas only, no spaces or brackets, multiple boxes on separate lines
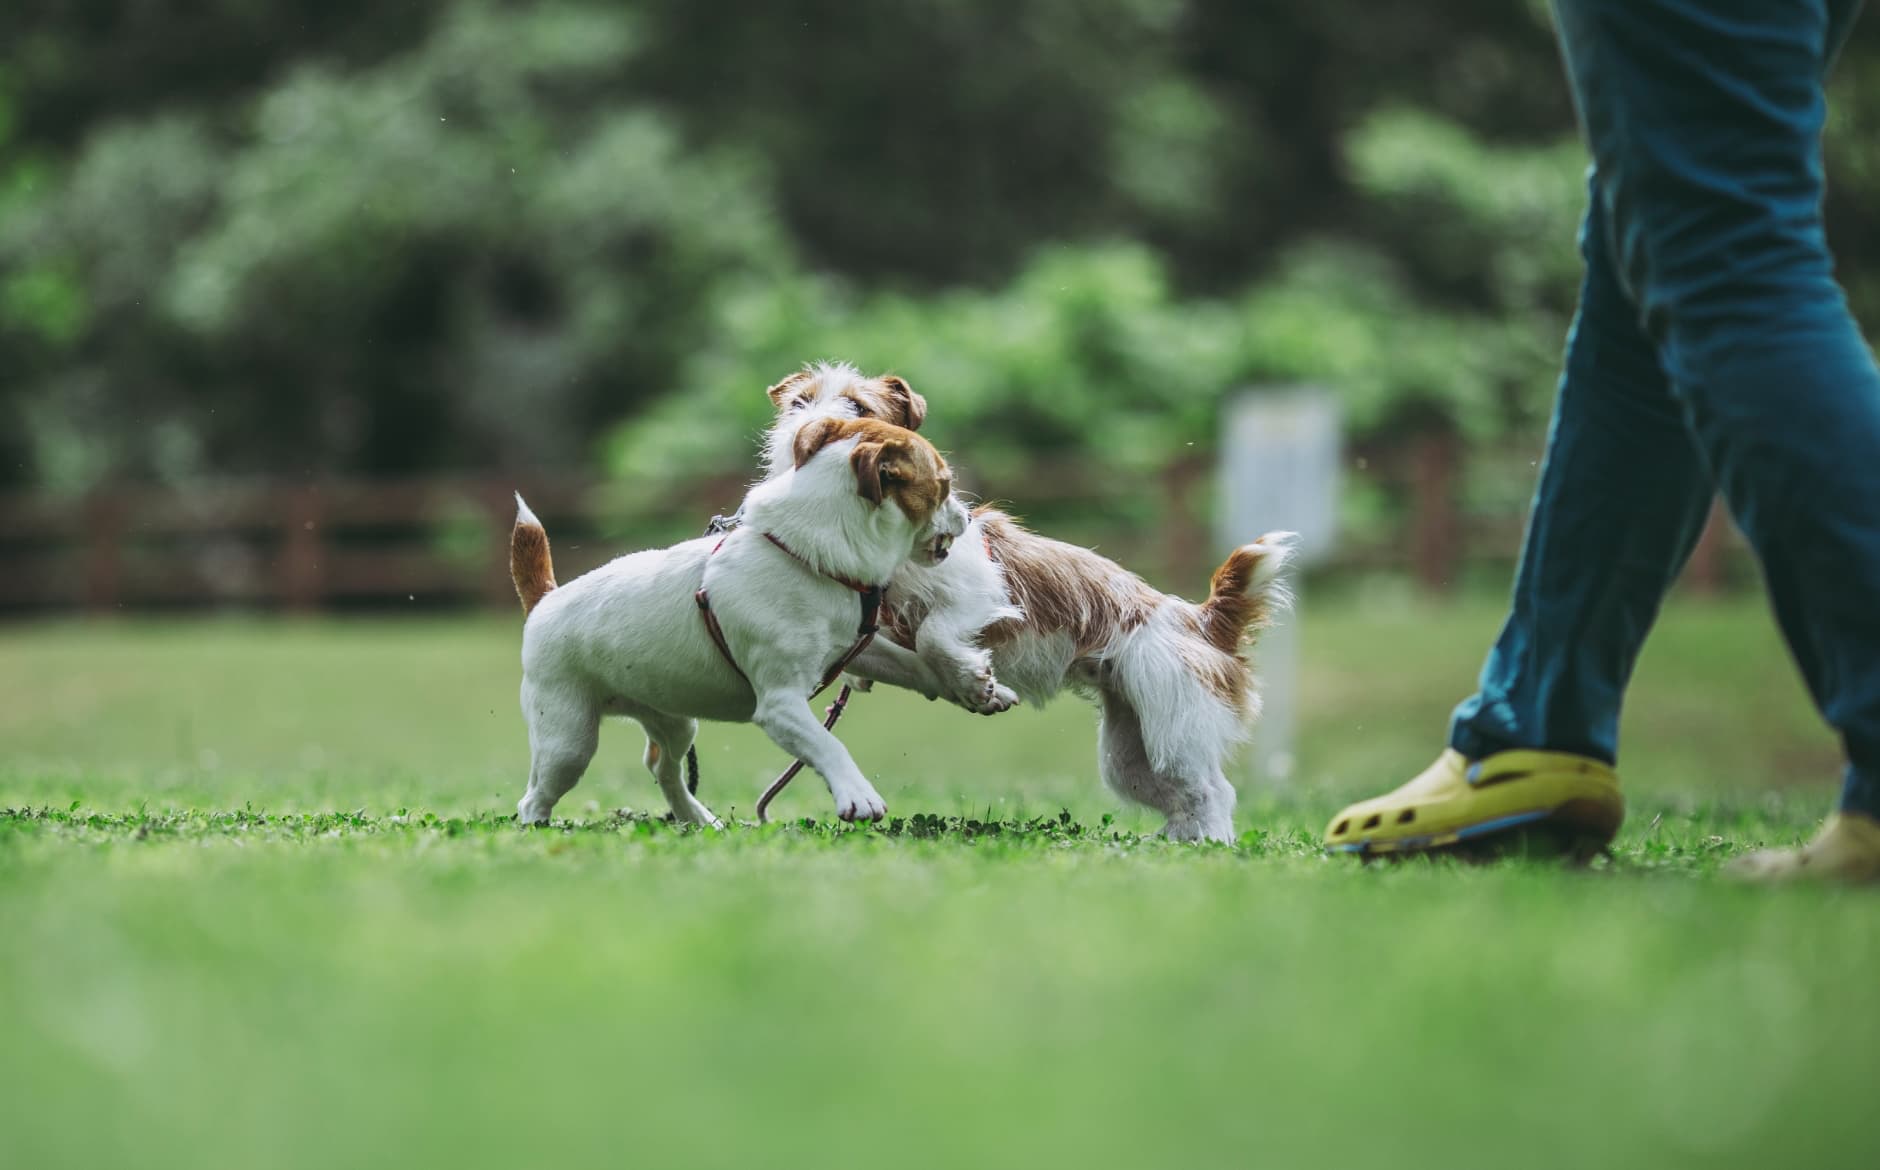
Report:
1324,748,1623,858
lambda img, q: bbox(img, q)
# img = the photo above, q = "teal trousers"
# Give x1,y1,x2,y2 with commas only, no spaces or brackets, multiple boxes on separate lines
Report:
1450,0,1880,817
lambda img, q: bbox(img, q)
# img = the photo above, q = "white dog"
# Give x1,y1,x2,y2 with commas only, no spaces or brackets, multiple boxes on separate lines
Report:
510,416,968,827
759,363,1295,842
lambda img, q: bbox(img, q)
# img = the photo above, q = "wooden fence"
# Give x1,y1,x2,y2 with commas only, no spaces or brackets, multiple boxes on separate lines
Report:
0,461,1207,613
0,475,654,613
0,443,1745,614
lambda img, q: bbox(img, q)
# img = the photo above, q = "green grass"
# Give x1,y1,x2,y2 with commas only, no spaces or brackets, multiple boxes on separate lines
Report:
2,594,1876,1170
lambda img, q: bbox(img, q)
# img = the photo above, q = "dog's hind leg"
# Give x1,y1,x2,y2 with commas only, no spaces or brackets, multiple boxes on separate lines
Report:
638,713,723,829
518,680,600,825
1097,689,1235,843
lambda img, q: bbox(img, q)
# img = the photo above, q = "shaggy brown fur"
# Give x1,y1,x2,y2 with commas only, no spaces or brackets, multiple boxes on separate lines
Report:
1198,545,1282,653
1173,635,1248,711
975,509,1162,657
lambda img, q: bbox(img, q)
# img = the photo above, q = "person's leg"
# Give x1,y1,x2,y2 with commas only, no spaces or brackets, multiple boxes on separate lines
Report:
1323,185,1709,856
1554,0,1880,870
1327,0,1880,866
1448,188,1715,766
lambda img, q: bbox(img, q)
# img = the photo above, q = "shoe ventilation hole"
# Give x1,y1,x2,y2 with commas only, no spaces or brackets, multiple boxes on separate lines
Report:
1397,809,1416,825
1361,814,1382,830
1333,819,1350,836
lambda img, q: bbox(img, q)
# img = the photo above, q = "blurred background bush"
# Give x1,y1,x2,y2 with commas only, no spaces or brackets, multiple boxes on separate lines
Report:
2,0,1874,608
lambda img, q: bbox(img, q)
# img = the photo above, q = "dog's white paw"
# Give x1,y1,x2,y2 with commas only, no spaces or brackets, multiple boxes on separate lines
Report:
976,682,1019,715
517,799,552,826
679,800,725,831
1159,817,1234,844
832,784,887,823
956,671,1018,715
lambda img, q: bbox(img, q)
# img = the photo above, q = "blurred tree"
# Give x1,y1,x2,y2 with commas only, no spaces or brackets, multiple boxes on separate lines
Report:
630,0,1199,284
3,4,793,486
4,0,449,150
0,0,1874,491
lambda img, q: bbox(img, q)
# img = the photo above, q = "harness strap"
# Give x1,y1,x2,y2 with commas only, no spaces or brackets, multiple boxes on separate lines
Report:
813,585,881,696
696,533,883,698
763,532,879,596
695,587,750,685
694,530,885,821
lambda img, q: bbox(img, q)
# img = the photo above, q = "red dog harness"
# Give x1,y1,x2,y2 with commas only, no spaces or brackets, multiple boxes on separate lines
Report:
694,533,884,822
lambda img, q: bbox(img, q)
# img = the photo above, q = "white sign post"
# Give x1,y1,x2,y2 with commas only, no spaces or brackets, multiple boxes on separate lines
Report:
1218,389,1341,781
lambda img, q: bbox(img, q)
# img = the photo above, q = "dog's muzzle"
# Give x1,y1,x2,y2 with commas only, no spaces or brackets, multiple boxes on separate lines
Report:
930,533,953,562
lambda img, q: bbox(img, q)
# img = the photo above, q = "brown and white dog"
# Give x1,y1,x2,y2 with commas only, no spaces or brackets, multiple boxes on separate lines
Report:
510,415,967,827
759,362,1295,842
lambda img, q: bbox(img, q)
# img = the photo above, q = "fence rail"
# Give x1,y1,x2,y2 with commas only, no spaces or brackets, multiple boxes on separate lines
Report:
0,447,1747,614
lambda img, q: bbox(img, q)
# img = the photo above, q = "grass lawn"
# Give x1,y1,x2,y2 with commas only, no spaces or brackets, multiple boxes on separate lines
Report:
2,592,1875,1169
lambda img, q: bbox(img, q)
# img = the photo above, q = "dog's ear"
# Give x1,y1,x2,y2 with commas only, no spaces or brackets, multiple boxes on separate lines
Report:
767,370,813,409
850,439,890,506
878,375,927,431
792,417,843,469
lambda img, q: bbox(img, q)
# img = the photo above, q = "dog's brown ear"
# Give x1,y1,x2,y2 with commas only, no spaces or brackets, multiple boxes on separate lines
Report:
767,370,812,409
850,440,889,506
792,417,843,469
878,375,927,431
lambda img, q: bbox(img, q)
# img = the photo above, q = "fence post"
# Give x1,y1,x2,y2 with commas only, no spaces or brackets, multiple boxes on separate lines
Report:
1409,428,1461,593
83,489,123,613
280,485,325,612
1159,454,1210,587
485,482,521,609
1218,389,1342,782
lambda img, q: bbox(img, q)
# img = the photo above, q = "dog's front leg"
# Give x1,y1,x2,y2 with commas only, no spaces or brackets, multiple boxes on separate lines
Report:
844,638,948,701
913,613,1018,715
750,689,887,822
845,628,1016,715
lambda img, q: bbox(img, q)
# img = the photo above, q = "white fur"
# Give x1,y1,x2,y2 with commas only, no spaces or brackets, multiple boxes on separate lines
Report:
515,435,970,827
513,490,540,528
849,518,1024,713
764,378,1296,843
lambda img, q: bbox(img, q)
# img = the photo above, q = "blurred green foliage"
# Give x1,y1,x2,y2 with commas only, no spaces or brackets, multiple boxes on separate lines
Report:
1,1,1875,490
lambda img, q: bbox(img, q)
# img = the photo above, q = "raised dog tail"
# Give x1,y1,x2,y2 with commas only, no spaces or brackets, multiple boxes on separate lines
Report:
511,493,557,615
1198,532,1297,653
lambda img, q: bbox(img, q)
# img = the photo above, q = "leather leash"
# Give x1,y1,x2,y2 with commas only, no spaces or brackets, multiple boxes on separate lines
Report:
754,684,854,824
